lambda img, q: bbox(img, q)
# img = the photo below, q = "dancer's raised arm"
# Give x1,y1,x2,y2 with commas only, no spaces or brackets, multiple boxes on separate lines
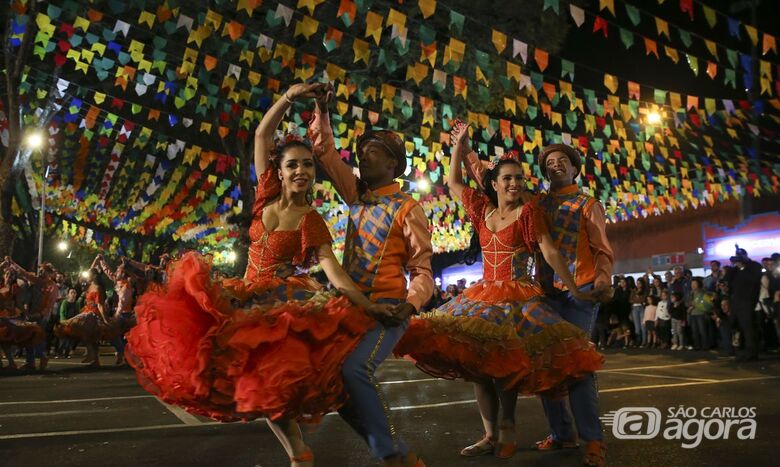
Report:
254,83,329,179
448,121,470,199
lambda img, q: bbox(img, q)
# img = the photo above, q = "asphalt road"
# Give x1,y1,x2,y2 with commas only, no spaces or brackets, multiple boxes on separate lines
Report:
1,348,778,467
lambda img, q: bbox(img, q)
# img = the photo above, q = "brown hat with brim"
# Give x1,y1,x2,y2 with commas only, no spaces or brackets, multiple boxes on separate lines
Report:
357,130,407,178
539,144,583,179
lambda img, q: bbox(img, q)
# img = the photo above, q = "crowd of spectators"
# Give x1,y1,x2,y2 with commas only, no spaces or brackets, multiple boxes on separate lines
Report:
595,250,780,362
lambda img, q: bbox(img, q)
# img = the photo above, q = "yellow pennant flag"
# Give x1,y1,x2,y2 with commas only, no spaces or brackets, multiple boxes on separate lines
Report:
418,0,436,19
492,29,507,54
655,18,669,38
744,24,758,45
352,38,370,64
603,73,618,93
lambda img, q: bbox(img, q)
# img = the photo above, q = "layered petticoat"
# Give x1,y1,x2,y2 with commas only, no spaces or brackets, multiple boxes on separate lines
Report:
394,280,603,395
0,316,44,347
55,313,122,342
126,252,374,423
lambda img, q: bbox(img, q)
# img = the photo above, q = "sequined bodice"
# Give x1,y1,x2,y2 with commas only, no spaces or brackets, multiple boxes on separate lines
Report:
479,215,535,282
84,290,102,314
245,216,302,281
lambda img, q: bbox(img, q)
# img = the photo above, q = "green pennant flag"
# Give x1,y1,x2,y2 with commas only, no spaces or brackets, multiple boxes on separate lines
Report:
419,24,436,45
628,100,639,118
654,88,667,104
624,4,641,26
723,68,736,88
686,54,699,75
526,106,538,120
678,29,692,48
530,71,544,90
561,59,575,79
543,0,560,14
619,28,634,49
726,48,738,68
474,49,491,70
449,11,465,35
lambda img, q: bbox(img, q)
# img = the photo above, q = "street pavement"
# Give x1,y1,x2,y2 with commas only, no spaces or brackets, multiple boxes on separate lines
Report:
0,348,778,466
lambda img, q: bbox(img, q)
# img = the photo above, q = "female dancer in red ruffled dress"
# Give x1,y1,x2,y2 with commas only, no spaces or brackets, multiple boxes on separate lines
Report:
56,271,117,367
126,83,389,467
394,122,604,459
0,266,45,370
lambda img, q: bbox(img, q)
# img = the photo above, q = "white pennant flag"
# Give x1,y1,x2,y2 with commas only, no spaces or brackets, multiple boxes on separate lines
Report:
570,5,585,27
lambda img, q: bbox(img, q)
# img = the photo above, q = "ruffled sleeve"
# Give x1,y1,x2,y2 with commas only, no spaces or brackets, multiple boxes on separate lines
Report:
293,211,333,268
518,198,549,252
461,186,491,230
252,167,281,217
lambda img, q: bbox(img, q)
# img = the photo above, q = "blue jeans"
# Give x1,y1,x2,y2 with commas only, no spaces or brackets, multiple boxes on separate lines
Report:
540,284,603,442
631,304,645,345
690,314,710,349
338,299,409,459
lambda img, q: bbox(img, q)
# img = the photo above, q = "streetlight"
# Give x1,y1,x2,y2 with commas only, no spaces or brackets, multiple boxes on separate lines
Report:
57,241,68,252
647,111,662,125
24,130,48,267
416,178,431,192
226,251,237,263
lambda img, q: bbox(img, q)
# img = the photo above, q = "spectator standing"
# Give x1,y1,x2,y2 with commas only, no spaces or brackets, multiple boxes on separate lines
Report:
703,260,721,292
715,299,735,356
655,290,671,348
629,278,648,346
689,278,715,350
725,249,763,361
642,295,658,348
669,292,687,350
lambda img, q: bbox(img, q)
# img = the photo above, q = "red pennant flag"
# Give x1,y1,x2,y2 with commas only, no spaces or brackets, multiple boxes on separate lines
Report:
679,0,694,20
593,16,608,38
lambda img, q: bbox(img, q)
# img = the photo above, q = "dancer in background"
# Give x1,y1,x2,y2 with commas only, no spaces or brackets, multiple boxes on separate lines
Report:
127,83,391,467
395,122,603,459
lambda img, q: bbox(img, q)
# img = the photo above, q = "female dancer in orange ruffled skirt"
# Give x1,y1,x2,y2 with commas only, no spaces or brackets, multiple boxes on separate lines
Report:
126,83,392,467
395,122,603,459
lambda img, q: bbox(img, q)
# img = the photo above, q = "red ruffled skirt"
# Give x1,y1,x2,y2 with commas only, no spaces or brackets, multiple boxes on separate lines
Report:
0,317,45,347
394,280,603,395
126,252,374,423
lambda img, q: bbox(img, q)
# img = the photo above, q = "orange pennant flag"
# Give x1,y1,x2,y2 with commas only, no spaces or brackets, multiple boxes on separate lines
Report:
534,48,549,72
644,38,659,59
706,61,717,79
763,34,777,55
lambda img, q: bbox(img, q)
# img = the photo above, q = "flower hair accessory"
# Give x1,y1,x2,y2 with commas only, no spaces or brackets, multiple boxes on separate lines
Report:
487,150,521,170
272,124,311,158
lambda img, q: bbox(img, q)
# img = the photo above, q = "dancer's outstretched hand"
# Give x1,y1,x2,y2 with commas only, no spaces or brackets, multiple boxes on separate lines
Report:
367,303,395,324
314,82,334,111
285,82,331,102
450,119,470,147
385,302,416,326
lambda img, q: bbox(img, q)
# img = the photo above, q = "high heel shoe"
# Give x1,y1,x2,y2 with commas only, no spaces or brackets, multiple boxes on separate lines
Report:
290,448,313,466
460,435,496,456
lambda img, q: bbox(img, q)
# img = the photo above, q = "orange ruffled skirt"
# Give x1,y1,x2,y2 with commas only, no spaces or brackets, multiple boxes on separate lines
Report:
0,316,45,347
126,252,374,423
394,280,603,395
